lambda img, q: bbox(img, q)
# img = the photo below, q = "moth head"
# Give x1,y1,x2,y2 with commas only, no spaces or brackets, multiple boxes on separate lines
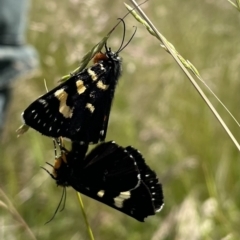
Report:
105,47,121,62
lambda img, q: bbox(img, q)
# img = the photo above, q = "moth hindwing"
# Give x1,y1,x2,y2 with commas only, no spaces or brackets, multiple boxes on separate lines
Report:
20,48,122,143
47,141,164,222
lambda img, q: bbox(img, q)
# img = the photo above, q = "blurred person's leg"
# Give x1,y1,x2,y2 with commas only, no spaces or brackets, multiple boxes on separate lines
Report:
0,0,39,134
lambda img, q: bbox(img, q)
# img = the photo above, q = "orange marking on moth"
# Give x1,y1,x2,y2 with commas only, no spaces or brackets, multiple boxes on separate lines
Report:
93,52,108,64
52,157,62,178
54,157,62,170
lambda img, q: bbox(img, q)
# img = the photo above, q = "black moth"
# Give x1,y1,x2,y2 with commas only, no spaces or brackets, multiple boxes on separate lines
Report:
45,140,164,222
20,46,122,143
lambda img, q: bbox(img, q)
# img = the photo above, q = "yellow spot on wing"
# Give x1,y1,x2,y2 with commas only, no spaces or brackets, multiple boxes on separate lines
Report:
86,103,95,113
97,80,109,90
76,80,86,94
54,89,73,118
87,68,98,81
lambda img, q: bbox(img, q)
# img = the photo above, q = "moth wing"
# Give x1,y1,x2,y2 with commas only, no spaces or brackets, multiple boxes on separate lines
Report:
70,64,119,143
125,146,164,212
79,141,141,192
22,73,90,137
78,145,164,221
68,181,150,221
56,142,164,221
77,90,113,143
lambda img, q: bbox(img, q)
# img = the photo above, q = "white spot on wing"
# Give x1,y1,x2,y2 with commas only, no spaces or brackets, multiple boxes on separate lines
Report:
114,191,131,208
99,63,105,71
137,174,141,180
156,203,164,212
38,99,48,107
131,174,141,190
39,99,46,104
85,103,95,113
97,190,105,198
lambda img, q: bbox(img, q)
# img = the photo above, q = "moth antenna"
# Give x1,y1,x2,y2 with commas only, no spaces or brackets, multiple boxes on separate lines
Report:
104,42,108,53
105,18,134,54
117,26,137,53
45,162,54,168
106,0,148,52
116,18,126,53
41,166,55,179
107,0,148,35
60,187,67,212
45,187,66,224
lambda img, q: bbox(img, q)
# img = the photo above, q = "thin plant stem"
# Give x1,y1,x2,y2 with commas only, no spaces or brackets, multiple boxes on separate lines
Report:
0,188,37,240
227,0,240,11
196,75,240,128
76,192,95,240
128,0,240,151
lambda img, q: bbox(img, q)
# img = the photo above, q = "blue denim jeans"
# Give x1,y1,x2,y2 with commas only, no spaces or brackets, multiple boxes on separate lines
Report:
0,0,39,134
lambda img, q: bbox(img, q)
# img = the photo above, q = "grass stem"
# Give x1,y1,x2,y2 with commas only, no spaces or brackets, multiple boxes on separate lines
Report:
76,192,95,240
128,0,240,151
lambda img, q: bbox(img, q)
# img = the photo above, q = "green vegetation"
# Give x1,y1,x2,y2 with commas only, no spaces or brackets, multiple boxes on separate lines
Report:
1,0,240,239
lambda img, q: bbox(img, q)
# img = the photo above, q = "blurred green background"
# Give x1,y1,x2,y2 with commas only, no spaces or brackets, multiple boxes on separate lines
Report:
1,0,240,239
